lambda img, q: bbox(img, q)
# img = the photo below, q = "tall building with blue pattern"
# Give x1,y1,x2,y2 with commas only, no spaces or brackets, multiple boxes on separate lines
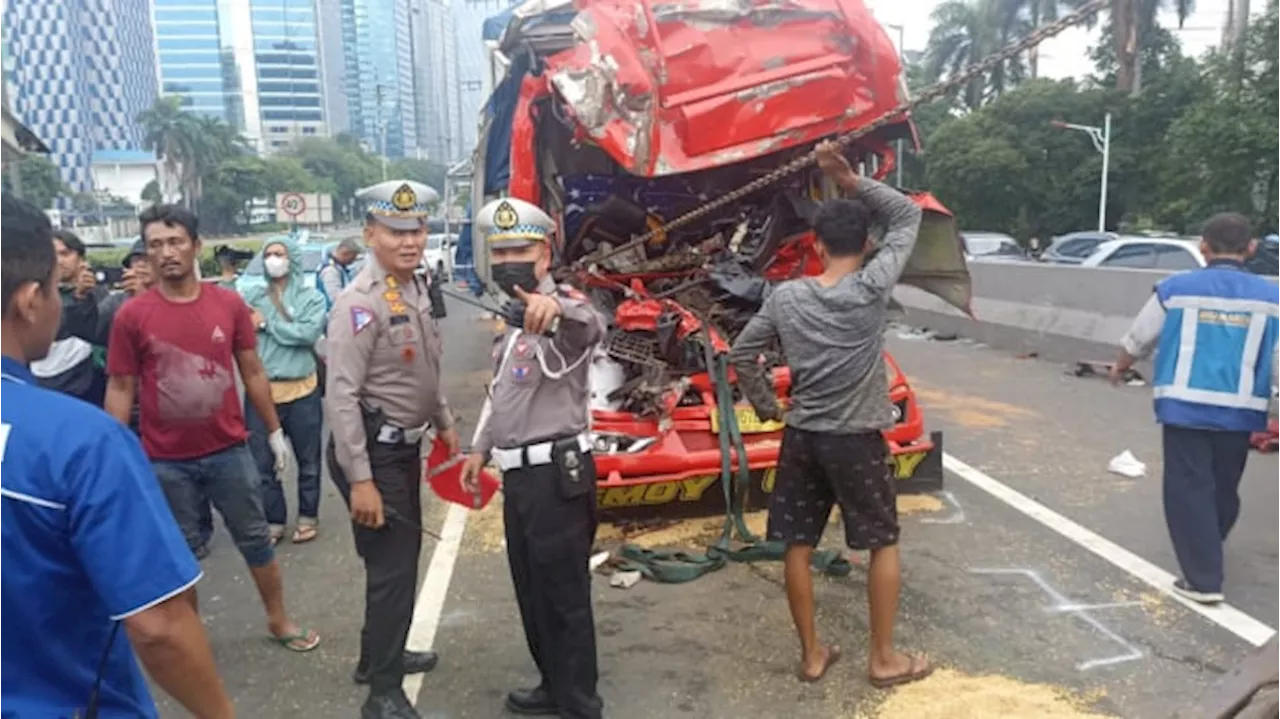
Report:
4,0,158,200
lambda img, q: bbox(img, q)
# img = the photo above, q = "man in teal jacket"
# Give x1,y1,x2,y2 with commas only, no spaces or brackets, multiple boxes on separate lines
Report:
241,235,328,545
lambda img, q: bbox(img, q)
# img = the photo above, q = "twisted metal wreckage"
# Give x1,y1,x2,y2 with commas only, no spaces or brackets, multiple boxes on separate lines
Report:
468,0,1109,580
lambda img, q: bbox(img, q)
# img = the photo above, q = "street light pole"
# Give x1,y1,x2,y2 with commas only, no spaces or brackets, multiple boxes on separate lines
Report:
886,23,906,187
1051,112,1111,232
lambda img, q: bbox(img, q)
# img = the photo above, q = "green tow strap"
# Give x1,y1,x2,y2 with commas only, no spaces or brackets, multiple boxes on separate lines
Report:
614,336,853,584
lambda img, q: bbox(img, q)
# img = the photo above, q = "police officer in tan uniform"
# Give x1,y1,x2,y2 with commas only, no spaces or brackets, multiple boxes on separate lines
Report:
326,179,461,719
461,197,607,719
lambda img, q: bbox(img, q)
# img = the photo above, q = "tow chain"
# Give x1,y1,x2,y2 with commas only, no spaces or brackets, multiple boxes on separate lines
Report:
579,0,1109,270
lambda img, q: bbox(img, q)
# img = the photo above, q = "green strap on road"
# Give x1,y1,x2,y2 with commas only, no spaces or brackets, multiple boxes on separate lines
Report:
613,338,852,584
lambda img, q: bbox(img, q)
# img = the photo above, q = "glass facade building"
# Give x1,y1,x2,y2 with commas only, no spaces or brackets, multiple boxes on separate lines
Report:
410,0,462,163
4,0,158,198
153,0,331,151
251,0,327,149
338,0,418,158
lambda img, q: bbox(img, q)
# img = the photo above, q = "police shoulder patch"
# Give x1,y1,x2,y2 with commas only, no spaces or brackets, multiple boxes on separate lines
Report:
351,306,375,334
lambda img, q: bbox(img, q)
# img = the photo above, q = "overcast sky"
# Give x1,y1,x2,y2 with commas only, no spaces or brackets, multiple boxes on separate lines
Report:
866,0,1239,80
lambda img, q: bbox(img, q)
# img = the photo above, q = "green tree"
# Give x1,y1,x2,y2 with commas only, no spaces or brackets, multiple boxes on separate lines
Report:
1151,0,1278,232
925,0,1031,110
2,154,66,209
140,179,162,204
1010,0,1095,77
286,137,380,220
138,96,198,206
387,158,448,194
1110,0,1195,95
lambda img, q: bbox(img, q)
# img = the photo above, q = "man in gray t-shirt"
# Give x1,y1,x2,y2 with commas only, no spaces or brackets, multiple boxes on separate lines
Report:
729,141,932,689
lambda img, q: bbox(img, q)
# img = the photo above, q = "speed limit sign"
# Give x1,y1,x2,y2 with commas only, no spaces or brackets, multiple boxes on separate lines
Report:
279,192,307,218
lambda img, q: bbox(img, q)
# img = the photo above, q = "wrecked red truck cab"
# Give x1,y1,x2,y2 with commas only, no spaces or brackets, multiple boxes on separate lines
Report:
473,0,970,520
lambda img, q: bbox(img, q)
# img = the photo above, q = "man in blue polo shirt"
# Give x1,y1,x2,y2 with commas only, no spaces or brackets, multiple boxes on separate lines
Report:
1111,212,1279,605
0,194,235,718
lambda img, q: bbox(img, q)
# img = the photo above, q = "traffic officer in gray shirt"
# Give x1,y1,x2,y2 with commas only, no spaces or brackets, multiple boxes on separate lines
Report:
461,197,607,719
326,179,461,719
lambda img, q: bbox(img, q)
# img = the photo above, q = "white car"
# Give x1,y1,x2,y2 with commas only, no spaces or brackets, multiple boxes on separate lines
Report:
961,231,1027,260
424,233,457,280
1079,236,1204,271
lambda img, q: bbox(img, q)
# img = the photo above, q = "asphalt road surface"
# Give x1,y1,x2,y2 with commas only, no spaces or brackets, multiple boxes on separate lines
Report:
152,307,1277,718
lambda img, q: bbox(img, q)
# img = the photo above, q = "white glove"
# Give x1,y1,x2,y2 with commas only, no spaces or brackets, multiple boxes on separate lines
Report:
268,428,296,478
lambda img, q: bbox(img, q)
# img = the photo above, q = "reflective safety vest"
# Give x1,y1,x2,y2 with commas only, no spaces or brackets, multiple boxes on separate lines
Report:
1152,261,1279,431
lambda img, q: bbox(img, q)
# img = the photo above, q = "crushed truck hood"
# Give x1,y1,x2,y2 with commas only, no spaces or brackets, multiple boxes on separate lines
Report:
543,0,914,177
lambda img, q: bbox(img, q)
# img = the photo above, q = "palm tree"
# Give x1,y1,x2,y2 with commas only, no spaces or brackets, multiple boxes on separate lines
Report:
137,96,197,205
1113,0,1195,94
925,0,1031,110
1008,0,1095,76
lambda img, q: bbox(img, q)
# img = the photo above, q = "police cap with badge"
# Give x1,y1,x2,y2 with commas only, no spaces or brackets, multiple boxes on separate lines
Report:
356,180,439,230
476,197,562,336
357,179,448,319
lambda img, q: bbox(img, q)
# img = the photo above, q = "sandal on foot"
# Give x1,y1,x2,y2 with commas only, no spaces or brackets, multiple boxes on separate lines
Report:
267,628,321,653
268,525,286,547
869,654,934,689
797,646,842,683
292,523,318,544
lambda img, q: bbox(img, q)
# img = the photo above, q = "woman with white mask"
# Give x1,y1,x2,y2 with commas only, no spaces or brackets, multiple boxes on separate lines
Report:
241,236,328,544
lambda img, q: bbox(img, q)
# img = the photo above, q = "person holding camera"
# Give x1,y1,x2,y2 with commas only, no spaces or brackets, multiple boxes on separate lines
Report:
29,228,106,405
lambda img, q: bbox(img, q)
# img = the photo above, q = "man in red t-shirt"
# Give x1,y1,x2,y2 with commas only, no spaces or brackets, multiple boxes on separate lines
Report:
106,204,321,653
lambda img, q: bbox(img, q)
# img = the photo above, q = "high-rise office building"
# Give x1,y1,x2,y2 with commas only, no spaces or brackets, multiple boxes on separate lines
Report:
152,0,253,133
316,0,350,134
153,0,331,151
337,0,418,158
250,0,327,150
4,0,158,197
410,0,462,163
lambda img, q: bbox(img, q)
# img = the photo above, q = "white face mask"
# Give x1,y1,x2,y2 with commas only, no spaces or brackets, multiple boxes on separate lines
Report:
264,255,290,279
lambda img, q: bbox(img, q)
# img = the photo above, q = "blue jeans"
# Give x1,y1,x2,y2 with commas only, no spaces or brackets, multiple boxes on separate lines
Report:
245,388,323,527
153,443,275,567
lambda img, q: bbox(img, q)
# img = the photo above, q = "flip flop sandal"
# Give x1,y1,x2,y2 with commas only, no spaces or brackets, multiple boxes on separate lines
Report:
267,628,321,653
292,524,318,544
268,526,285,547
868,655,934,689
797,646,842,683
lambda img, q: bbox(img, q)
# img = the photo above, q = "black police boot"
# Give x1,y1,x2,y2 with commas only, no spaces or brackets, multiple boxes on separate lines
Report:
353,651,440,685
360,687,421,719
505,685,559,716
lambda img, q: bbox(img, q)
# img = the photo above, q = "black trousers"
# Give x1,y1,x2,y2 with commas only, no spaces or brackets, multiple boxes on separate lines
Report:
503,463,603,719
328,437,423,692
1162,424,1251,593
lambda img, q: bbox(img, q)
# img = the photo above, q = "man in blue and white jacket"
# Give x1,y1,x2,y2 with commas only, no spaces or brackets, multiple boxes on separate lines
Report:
1111,212,1279,605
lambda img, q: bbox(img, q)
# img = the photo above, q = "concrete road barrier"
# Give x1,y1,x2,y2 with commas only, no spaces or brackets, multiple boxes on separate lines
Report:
893,261,1279,365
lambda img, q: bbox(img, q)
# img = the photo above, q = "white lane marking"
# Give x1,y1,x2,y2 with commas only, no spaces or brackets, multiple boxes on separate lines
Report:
945,453,1277,647
403,503,469,706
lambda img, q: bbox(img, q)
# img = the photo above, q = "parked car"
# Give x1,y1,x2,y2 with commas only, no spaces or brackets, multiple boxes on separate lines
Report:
1041,231,1116,264
1246,234,1279,276
961,231,1026,260
424,233,457,280
1080,236,1204,270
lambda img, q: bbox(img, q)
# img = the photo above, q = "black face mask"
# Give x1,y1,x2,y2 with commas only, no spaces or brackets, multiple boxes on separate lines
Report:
492,262,538,296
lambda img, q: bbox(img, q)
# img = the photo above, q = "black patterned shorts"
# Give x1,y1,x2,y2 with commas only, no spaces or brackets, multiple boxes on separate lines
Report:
766,427,900,550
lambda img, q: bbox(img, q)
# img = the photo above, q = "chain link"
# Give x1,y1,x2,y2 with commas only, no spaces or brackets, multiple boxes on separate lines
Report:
578,0,1108,269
